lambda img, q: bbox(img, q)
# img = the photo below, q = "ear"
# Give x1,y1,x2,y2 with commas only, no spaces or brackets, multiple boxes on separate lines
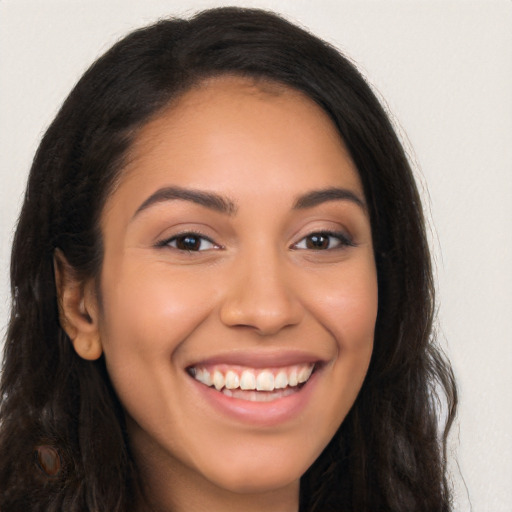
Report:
54,249,103,360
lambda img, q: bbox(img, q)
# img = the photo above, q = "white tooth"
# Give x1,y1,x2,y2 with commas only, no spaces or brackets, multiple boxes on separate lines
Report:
198,369,208,383
288,368,298,387
225,371,240,390
222,388,233,397
256,370,275,391
213,370,225,390
202,370,213,386
194,368,212,386
240,370,256,390
298,365,314,384
274,371,288,389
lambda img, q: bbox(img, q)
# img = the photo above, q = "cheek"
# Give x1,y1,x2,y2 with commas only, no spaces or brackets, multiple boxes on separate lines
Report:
96,259,218,440
305,258,378,350
97,258,216,388
303,257,377,422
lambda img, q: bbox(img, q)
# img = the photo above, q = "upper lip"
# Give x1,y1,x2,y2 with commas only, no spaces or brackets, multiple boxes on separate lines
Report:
186,349,326,369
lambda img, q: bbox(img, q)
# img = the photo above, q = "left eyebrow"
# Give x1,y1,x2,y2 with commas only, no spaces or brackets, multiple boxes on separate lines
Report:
293,187,366,211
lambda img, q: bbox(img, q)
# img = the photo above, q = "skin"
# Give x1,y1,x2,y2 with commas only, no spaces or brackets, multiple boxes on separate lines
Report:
58,76,378,512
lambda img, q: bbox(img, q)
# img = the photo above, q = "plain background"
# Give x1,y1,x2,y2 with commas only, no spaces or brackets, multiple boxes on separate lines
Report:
1,1,511,510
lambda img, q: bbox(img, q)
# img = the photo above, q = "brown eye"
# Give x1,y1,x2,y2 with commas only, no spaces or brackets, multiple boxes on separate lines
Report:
293,231,354,251
175,234,202,251
305,234,330,250
162,233,217,252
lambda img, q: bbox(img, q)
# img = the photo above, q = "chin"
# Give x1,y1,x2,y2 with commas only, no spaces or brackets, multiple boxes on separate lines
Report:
194,444,313,496
206,465,302,495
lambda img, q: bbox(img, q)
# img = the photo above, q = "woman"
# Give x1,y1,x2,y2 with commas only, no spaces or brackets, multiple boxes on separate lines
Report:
0,7,457,512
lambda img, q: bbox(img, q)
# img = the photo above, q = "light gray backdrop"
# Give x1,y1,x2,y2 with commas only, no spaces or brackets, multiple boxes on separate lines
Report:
1,1,511,510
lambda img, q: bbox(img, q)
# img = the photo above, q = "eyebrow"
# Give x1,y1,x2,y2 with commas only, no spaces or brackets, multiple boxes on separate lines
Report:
132,185,365,221
132,186,238,219
293,187,366,211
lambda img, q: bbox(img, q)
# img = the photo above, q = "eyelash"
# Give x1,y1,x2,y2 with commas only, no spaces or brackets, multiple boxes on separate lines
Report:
156,231,220,252
292,230,355,251
156,230,355,252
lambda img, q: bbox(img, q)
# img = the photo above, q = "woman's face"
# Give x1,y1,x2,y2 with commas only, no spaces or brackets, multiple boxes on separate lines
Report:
95,77,377,497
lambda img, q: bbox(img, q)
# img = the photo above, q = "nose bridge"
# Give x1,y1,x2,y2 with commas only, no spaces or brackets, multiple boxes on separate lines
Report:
219,245,303,335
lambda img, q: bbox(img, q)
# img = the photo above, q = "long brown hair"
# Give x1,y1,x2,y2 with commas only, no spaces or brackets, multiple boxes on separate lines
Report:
0,7,457,511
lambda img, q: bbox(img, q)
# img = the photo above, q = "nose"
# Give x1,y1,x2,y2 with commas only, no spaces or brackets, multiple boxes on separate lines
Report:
219,250,304,336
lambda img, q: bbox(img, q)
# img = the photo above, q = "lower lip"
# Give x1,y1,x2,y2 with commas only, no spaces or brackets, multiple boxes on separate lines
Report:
188,370,320,427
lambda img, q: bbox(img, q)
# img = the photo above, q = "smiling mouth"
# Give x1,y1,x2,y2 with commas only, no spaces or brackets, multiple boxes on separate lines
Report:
187,363,316,402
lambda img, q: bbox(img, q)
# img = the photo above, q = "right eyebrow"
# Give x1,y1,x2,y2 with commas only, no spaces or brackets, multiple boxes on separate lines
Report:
131,186,238,221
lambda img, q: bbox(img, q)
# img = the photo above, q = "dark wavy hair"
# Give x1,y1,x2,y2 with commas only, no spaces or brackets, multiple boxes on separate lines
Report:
0,7,457,512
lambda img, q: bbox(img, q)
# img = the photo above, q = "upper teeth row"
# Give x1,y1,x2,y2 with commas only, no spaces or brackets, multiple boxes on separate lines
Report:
191,364,314,392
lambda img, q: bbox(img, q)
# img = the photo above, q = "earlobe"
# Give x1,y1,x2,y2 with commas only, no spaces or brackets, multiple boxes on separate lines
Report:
54,249,103,361
71,330,103,361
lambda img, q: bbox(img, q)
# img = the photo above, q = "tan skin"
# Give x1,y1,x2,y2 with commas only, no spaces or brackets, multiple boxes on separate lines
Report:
56,76,378,512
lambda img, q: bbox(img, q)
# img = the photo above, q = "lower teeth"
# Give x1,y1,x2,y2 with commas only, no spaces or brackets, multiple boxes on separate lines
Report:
220,387,297,402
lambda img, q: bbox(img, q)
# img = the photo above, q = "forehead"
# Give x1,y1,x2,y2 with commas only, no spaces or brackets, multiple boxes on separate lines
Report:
103,75,364,224
124,76,358,180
